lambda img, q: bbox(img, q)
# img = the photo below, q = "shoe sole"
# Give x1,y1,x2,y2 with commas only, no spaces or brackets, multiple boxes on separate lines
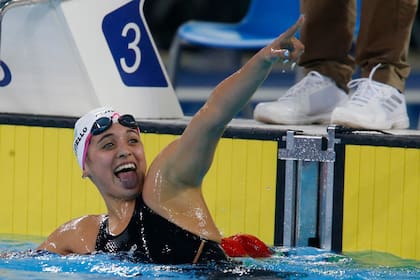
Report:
255,113,332,125
331,113,409,130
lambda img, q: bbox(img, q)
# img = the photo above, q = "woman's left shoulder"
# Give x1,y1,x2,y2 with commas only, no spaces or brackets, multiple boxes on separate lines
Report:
74,214,105,229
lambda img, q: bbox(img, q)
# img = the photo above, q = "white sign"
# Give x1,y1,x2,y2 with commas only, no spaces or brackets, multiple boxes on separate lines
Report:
0,0,183,118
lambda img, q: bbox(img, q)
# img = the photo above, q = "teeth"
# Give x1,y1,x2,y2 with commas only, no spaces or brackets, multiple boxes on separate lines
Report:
114,163,136,173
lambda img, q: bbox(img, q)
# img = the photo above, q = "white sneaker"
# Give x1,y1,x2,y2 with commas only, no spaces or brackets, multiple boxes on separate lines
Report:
254,71,348,124
331,64,409,130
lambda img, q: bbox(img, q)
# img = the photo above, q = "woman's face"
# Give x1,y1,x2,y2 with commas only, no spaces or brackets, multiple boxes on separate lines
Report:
83,123,146,200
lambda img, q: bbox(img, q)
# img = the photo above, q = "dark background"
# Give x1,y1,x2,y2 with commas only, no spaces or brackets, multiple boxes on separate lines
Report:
144,0,420,51
143,1,420,128
143,0,251,49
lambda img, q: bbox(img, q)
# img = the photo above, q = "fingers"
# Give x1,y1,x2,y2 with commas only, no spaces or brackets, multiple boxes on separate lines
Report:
270,48,299,70
269,37,304,63
262,16,305,65
283,15,304,39
273,16,305,60
270,48,290,57
289,37,305,60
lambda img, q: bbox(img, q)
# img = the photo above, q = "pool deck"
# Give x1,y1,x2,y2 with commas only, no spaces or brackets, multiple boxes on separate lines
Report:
161,48,420,130
140,117,420,137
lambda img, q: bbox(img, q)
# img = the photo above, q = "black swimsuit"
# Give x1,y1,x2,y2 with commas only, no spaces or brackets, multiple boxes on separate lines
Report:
95,195,228,264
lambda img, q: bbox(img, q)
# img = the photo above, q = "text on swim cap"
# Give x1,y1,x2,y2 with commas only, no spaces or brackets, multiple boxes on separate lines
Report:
74,127,88,150
95,109,114,118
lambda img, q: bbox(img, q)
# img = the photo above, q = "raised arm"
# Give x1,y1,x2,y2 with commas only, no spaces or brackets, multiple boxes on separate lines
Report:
163,17,304,187
199,17,304,129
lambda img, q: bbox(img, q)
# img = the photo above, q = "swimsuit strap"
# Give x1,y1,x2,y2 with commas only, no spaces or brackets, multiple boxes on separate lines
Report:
192,240,206,263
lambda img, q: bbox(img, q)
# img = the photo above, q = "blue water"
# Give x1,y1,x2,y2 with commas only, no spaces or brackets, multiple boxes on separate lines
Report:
1,235,420,279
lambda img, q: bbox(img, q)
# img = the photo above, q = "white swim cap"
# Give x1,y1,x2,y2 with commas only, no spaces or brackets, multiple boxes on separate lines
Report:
73,107,116,170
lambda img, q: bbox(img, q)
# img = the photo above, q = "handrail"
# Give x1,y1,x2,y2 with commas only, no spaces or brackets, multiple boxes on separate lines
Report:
0,0,48,18
0,0,49,57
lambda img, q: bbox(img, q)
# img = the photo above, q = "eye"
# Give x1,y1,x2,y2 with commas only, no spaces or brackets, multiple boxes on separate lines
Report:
128,137,139,144
102,142,115,150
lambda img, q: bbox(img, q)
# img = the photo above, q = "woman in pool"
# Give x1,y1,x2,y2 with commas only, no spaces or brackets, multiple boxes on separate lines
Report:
37,17,304,264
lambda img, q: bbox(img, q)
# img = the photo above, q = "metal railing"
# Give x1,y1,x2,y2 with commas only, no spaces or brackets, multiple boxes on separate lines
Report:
0,0,48,56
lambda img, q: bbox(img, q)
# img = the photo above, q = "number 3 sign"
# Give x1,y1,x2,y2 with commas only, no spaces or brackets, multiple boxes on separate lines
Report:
102,0,167,87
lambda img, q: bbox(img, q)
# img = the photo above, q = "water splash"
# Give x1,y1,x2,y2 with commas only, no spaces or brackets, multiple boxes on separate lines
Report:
1,236,420,279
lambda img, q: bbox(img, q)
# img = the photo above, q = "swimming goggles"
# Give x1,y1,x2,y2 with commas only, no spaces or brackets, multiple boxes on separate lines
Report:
91,114,138,135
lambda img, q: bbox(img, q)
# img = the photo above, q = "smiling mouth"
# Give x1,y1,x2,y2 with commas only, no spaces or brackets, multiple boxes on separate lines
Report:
114,163,137,177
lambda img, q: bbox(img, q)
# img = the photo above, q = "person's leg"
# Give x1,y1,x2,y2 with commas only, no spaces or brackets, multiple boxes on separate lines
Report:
331,0,417,129
253,0,355,125
300,0,356,91
356,0,418,92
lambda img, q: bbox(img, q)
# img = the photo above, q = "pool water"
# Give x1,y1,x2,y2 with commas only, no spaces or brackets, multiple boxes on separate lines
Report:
1,235,420,279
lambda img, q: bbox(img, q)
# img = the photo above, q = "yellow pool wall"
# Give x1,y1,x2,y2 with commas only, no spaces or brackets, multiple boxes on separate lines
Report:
342,145,420,260
0,124,278,245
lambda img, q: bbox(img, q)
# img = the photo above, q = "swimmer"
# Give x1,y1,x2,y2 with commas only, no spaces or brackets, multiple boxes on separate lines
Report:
36,16,304,264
